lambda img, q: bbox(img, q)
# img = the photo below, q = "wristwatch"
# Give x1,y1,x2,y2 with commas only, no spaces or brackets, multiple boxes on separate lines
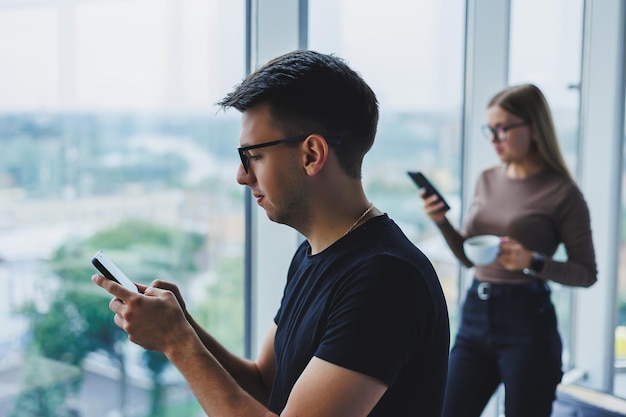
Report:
523,252,545,276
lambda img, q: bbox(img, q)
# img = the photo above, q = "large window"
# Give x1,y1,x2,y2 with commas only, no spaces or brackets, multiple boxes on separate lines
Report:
0,1,245,416
308,0,466,330
508,0,584,373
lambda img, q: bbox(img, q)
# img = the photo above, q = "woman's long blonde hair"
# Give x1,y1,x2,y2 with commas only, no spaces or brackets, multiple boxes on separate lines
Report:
488,83,572,179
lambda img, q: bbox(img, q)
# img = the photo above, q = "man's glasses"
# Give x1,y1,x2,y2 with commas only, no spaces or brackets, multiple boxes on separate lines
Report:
481,122,529,141
238,135,341,173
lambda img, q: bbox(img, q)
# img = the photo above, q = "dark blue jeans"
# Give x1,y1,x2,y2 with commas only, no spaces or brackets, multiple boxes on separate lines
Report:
442,279,563,417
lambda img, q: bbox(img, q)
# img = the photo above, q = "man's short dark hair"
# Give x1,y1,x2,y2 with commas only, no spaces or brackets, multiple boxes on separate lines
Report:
218,50,379,178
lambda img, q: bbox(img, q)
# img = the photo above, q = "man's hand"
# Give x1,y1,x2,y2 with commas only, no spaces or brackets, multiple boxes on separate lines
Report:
138,279,188,315
92,274,196,354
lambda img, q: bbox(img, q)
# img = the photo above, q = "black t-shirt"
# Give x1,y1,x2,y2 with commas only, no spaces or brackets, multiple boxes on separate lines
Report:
269,215,450,416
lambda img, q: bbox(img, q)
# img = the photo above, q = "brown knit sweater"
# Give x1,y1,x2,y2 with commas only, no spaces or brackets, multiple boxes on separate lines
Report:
437,165,597,287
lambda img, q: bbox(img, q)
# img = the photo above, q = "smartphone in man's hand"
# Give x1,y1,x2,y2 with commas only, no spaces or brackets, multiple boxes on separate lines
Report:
407,171,451,211
92,251,139,293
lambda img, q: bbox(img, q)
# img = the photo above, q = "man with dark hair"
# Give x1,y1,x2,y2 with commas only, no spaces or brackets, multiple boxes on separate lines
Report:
93,50,449,417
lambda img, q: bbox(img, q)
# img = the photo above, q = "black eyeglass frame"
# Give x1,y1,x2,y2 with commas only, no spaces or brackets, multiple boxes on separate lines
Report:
481,122,529,141
238,135,341,173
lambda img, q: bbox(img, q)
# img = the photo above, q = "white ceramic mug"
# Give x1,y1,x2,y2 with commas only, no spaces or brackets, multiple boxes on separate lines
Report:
463,234,501,266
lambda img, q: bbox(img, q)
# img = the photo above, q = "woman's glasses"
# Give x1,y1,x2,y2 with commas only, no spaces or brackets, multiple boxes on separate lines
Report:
481,122,529,141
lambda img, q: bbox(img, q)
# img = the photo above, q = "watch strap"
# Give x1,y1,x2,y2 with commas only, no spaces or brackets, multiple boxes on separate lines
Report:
523,252,545,276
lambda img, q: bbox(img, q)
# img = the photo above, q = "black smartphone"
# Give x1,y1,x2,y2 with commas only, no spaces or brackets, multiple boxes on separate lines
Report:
92,251,139,293
407,171,451,211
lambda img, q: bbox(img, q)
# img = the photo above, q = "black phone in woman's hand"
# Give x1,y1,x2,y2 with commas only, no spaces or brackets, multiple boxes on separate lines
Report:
407,171,451,211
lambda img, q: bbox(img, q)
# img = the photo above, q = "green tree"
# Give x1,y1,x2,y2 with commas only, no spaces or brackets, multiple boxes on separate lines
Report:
20,219,205,416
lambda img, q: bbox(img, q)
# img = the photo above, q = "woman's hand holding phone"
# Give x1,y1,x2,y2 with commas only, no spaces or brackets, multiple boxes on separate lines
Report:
421,190,449,224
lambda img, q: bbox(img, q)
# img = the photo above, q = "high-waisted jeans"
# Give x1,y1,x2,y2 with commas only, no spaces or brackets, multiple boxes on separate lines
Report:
442,279,563,417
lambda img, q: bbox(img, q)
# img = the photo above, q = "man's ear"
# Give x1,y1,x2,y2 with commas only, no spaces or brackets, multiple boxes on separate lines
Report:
301,134,329,176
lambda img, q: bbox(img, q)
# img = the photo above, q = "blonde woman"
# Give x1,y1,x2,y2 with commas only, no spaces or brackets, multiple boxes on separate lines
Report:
420,84,597,417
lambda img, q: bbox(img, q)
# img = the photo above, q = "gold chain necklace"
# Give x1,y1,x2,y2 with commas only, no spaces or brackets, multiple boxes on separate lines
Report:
344,203,374,236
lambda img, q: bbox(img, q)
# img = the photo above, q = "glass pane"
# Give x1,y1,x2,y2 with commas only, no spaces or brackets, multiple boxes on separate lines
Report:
617,65,626,396
509,0,584,373
0,1,245,416
308,0,466,331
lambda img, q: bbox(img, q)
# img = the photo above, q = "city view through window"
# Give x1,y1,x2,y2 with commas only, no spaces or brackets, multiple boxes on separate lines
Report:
0,1,246,416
